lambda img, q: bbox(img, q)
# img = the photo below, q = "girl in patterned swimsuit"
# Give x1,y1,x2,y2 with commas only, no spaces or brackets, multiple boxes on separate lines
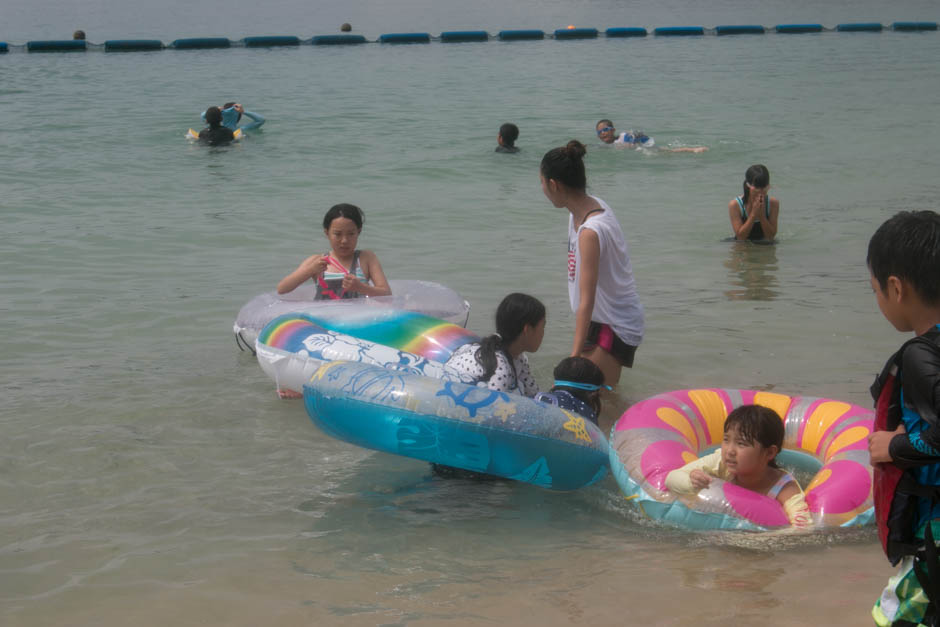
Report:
665,404,811,528
277,203,391,300
445,293,546,396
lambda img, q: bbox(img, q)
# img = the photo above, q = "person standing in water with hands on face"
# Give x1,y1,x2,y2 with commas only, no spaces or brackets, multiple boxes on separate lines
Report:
729,164,779,242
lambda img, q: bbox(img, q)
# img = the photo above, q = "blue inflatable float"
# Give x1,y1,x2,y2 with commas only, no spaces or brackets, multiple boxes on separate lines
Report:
303,360,610,490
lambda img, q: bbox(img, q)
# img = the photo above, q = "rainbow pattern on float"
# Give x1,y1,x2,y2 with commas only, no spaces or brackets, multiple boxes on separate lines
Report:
258,309,478,362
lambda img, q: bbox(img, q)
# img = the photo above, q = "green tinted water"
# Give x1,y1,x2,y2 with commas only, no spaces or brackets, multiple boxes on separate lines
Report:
2,2,939,623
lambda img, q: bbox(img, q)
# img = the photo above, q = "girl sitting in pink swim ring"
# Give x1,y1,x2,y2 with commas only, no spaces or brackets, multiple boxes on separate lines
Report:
665,404,812,528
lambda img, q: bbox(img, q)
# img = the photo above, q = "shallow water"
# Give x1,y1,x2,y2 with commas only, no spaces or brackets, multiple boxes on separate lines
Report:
2,0,939,624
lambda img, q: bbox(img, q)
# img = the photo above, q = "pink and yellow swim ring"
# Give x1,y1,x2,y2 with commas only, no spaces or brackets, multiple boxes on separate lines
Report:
609,388,874,531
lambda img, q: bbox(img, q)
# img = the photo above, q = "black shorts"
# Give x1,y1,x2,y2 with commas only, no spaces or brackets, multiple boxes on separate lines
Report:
584,322,637,368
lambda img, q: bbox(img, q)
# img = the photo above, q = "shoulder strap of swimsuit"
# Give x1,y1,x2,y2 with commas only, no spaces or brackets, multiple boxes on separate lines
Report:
764,195,771,220
767,472,796,498
578,207,605,231
351,250,362,276
735,196,746,220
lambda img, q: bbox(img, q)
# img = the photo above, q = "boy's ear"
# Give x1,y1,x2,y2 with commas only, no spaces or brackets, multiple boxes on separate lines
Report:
886,275,904,302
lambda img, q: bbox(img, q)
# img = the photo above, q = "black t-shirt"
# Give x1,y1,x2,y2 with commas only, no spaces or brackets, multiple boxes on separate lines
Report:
198,126,236,145
887,327,940,466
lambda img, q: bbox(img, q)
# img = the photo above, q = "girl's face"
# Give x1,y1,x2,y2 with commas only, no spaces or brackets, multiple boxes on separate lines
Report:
720,425,777,478
747,182,768,201
540,175,564,208
324,217,361,257
521,317,546,353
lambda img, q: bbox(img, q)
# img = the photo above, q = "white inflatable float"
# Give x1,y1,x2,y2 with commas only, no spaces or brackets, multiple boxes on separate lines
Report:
234,279,471,352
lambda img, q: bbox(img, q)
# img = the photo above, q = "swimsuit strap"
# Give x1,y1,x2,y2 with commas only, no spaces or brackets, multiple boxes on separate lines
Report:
767,471,796,499
577,207,605,230
351,250,363,278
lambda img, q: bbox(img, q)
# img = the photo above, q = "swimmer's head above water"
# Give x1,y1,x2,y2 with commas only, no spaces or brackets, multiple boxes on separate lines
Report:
498,123,519,148
204,106,223,128
596,119,616,144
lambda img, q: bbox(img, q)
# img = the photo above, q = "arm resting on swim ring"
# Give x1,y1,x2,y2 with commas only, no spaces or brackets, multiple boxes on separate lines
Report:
665,450,725,494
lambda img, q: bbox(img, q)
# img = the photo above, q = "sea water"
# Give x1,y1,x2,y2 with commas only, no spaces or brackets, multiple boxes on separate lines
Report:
2,0,939,623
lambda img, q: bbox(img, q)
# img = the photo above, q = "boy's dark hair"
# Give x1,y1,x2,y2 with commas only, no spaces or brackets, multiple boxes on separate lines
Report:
552,356,604,416
724,405,785,468
205,106,223,128
596,119,613,129
868,210,940,305
323,203,364,231
475,293,545,381
499,123,519,147
540,140,587,191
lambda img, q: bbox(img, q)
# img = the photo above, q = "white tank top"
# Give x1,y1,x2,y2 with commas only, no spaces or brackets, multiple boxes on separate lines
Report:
567,196,645,346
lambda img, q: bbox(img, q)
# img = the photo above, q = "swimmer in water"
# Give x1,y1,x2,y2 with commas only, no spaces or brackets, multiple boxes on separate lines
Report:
197,106,236,145
595,119,707,153
495,123,520,153
201,102,265,132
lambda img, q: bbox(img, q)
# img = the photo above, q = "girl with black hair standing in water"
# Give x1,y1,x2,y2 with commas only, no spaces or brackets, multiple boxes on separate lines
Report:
729,164,780,242
540,140,644,386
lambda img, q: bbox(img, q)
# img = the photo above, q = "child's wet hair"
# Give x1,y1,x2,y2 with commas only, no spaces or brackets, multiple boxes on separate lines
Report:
323,203,364,231
205,106,223,128
867,210,940,305
596,119,613,130
499,123,519,147
552,356,604,417
723,404,784,467
742,164,770,206
540,140,587,191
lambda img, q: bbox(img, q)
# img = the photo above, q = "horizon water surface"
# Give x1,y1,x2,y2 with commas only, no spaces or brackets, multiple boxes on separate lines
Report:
2,0,940,624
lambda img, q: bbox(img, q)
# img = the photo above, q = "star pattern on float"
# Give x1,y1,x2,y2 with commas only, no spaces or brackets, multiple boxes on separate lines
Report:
492,401,516,422
562,411,592,443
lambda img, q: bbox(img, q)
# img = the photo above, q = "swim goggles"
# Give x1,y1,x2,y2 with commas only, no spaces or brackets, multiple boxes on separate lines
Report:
596,126,614,135
554,380,613,392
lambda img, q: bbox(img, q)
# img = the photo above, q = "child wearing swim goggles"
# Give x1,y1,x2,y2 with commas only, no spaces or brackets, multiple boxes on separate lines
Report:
535,357,610,425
